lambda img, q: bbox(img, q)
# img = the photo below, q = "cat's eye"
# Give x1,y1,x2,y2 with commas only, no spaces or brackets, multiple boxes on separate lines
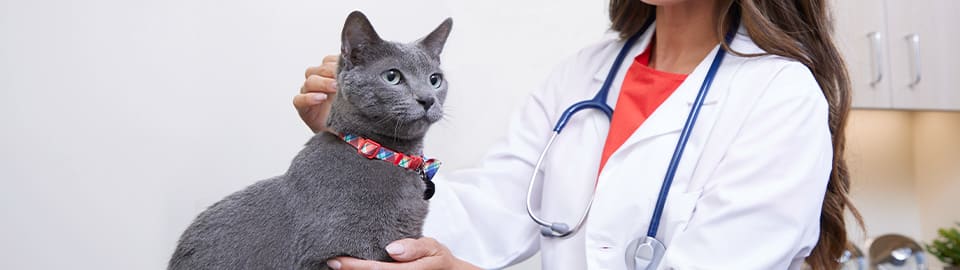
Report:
429,74,443,89
381,69,403,85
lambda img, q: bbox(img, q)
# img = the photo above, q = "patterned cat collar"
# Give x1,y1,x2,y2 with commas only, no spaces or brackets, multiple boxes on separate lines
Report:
334,132,441,200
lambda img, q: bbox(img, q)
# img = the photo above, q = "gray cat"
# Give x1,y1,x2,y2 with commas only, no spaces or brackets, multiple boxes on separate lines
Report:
168,11,452,270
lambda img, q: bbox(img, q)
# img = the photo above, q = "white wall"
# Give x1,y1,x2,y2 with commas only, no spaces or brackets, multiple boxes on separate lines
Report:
0,0,609,269
913,112,960,269
844,110,960,268
844,110,925,244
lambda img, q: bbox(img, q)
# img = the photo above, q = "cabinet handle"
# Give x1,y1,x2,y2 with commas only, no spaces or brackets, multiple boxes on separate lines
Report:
867,32,884,87
905,33,922,88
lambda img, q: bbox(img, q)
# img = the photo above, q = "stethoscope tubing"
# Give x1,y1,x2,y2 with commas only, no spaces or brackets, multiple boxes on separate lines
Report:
525,19,652,238
525,16,739,243
550,19,652,132
645,30,733,238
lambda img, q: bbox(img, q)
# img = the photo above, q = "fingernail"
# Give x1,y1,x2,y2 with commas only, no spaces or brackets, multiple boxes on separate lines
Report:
312,93,327,102
330,81,338,90
326,260,341,269
385,243,405,255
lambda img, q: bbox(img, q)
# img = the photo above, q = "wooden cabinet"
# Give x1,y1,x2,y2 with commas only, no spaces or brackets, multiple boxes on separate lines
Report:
832,0,960,111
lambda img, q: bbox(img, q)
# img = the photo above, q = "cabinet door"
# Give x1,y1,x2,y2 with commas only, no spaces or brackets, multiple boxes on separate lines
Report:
886,0,959,110
929,0,960,110
832,0,892,108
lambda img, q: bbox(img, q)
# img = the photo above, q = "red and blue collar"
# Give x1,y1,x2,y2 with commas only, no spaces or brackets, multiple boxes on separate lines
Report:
334,132,441,199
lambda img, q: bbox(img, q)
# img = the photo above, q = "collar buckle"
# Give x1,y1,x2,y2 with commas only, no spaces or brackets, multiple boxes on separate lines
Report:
357,138,381,159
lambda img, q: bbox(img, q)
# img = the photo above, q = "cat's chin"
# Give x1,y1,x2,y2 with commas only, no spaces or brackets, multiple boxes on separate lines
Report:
398,112,441,125
366,118,432,138
424,113,443,124
370,127,428,142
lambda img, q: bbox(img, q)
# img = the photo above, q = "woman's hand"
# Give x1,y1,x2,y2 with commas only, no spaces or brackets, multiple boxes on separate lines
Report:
325,237,481,270
294,55,340,133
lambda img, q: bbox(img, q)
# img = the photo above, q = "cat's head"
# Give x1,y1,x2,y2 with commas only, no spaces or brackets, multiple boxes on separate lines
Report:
329,11,452,141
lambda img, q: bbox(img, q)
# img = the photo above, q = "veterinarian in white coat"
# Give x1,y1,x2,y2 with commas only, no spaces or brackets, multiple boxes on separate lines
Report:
295,0,857,269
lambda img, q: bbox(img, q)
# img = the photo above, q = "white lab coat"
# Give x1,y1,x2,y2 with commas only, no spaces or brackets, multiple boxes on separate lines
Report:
423,24,833,270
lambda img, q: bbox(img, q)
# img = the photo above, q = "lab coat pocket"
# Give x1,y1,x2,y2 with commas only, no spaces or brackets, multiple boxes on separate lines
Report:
658,190,703,247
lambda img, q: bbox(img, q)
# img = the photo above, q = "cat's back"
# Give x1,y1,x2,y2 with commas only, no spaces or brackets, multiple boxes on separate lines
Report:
169,176,297,269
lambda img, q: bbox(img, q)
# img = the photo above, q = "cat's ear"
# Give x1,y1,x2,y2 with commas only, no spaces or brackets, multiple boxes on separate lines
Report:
417,18,453,56
341,11,382,64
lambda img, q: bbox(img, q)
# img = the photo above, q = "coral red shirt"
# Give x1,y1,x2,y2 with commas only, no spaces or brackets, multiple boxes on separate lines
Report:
598,46,688,173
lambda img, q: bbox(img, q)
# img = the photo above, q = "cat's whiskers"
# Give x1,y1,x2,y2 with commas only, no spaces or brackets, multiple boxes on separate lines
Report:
393,114,406,141
440,106,455,122
372,112,398,126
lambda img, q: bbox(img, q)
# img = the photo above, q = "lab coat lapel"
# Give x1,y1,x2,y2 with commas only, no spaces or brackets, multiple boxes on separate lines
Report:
616,46,723,150
589,25,656,142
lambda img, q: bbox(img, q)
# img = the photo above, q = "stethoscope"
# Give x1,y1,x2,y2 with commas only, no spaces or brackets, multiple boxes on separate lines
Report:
524,17,739,270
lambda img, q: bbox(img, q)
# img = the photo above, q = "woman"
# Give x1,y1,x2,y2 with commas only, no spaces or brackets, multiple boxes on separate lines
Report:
295,0,861,269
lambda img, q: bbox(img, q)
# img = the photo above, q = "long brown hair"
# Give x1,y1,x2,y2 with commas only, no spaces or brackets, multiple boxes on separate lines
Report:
609,1,863,269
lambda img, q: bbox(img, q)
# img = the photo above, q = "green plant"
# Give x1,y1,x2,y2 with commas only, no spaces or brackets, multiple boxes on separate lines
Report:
926,223,960,266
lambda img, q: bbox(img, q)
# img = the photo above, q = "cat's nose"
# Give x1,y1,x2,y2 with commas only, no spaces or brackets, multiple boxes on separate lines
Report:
417,98,435,111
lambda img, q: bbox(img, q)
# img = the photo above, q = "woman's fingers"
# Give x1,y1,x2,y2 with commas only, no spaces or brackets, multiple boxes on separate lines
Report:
328,257,416,270
292,92,328,108
385,238,444,262
325,238,458,270
326,257,370,270
302,75,337,94
293,91,333,133
293,55,340,133
304,55,339,78
304,62,338,79
322,54,339,64
328,256,447,270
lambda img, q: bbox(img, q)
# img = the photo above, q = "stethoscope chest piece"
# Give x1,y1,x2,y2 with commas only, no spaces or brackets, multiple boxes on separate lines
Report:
625,236,666,270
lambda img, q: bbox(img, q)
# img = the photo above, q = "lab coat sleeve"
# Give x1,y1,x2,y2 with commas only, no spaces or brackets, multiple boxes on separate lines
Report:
660,62,833,269
421,54,575,269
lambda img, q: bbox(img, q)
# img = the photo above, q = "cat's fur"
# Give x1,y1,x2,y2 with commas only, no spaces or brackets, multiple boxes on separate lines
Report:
168,11,453,270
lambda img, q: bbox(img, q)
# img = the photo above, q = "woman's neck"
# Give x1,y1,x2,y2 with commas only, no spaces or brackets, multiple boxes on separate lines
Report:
651,1,720,74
